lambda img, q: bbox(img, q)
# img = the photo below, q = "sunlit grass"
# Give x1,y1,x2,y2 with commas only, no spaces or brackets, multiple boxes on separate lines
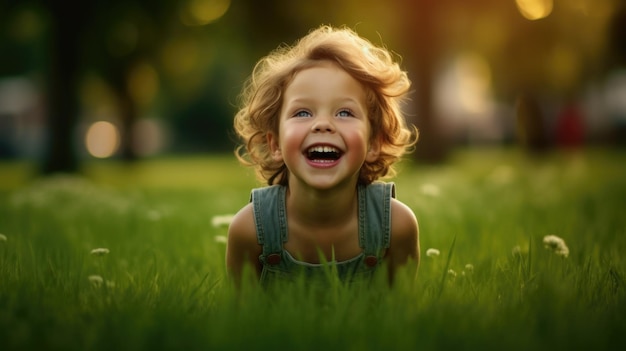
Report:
1,147,625,350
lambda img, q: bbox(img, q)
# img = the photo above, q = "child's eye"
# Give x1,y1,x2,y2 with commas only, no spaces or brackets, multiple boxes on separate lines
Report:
337,109,355,118
293,110,311,118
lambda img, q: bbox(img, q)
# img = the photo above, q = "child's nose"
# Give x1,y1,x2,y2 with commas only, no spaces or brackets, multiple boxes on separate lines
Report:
311,115,335,133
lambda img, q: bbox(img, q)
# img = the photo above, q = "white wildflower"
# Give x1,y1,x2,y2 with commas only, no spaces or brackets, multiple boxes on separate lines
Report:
543,235,569,258
214,235,228,244
0,233,6,242
88,275,103,287
90,248,110,256
211,214,235,228
464,264,474,273
420,183,440,197
426,248,440,257
447,269,457,278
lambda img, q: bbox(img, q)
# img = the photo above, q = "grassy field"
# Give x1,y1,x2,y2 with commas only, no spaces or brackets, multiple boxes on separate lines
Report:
1,148,625,350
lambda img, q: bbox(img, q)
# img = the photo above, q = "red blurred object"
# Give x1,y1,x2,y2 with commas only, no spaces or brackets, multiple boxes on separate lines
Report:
556,102,585,149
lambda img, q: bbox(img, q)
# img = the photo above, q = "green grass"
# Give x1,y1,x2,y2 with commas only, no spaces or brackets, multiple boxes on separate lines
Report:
1,148,625,350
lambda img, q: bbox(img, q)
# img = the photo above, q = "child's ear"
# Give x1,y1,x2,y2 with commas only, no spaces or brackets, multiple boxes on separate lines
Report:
267,132,283,161
365,137,381,162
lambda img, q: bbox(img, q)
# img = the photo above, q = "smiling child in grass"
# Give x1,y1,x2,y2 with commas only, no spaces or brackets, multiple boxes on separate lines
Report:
227,25,419,288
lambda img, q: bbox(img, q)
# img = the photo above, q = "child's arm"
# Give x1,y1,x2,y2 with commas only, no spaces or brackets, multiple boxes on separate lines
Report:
386,199,420,284
226,204,263,288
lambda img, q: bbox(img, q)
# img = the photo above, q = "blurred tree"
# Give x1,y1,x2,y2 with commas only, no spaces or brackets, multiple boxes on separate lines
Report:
397,0,452,163
515,93,549,153
606,3,626,145
608,3,626,67
39,0,94,174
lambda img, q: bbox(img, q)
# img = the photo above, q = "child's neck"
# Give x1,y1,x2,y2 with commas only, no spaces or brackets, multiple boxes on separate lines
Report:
286,180,358,228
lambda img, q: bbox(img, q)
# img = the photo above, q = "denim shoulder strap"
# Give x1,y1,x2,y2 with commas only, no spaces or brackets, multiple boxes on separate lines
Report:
250,185,287,256
358,182,395,257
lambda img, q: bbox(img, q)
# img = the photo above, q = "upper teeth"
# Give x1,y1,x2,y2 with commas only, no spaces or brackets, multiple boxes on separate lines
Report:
308,146,339,153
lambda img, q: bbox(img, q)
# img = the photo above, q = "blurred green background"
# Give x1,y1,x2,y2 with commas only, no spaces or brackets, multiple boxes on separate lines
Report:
1,0,625,175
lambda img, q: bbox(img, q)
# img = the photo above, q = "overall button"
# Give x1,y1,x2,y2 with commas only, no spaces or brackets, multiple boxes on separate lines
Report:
364,255,378,267
266,253,281,265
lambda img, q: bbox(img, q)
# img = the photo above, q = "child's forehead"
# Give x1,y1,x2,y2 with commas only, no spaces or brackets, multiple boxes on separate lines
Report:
295,60,342,75
282,59,375,94
286,60,361,88
293,59,342,75
286,63,365,94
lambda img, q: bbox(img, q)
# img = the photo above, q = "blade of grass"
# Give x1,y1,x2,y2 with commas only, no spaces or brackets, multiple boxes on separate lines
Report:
438,234,456,298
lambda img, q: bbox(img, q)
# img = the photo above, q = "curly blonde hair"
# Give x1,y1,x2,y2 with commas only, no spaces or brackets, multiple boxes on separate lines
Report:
234,25,417,186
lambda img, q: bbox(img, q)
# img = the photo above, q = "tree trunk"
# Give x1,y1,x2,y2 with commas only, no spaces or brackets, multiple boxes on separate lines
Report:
398,0,449,163
41,2,90,174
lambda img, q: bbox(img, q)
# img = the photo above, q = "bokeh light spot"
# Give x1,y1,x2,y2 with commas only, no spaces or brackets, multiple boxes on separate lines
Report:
131,118,168,157
180,0,230,26
516,0,553,20
85,121,120,158
456,52,492,115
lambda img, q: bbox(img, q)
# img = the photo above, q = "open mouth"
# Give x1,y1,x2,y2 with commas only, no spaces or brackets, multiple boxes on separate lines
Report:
305,145,343,162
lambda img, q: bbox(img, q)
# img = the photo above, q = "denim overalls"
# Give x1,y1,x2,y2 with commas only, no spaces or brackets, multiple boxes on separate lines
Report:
251,182,395,286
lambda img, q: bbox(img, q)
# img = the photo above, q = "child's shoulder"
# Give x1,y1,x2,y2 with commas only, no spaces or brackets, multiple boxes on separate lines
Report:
391,197,417,225
226,203,263,283
387,197,419,270
390,197,418,243
227,203,258,248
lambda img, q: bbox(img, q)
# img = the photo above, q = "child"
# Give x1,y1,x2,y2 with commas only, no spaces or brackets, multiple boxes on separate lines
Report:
226,25,419,287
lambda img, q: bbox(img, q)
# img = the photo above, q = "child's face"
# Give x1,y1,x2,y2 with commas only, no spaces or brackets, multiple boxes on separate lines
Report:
267,61,380,190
